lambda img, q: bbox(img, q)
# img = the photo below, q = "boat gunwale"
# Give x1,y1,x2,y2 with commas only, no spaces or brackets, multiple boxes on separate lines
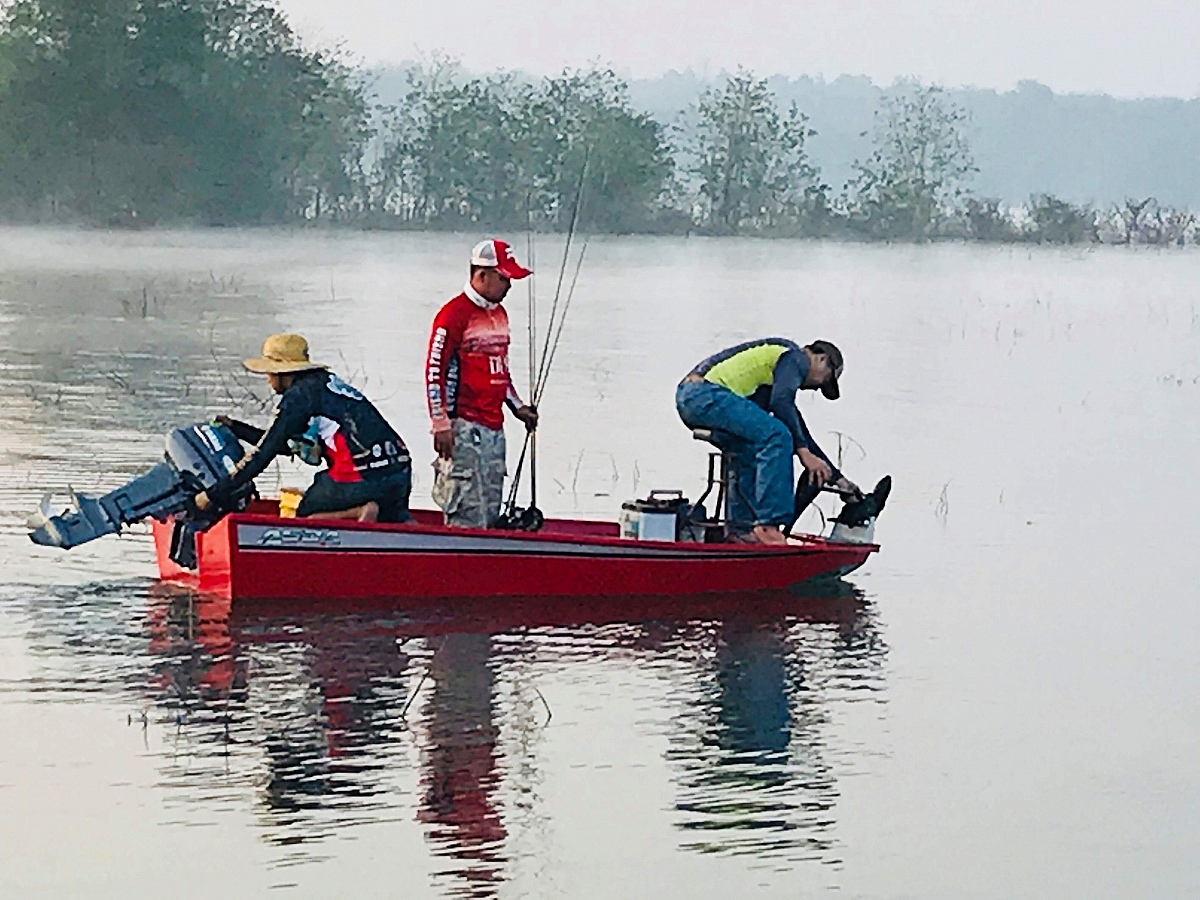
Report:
225,511,880,560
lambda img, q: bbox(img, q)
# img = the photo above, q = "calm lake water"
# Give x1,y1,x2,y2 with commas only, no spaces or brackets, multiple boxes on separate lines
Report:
0,228,1197,898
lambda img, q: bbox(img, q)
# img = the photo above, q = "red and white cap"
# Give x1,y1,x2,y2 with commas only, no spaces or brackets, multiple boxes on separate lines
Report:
470,239,532,280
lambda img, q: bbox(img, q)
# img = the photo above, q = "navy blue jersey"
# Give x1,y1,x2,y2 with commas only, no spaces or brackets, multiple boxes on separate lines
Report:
209,370,408,507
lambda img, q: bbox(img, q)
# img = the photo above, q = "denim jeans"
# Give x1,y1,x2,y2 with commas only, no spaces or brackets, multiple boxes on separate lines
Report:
675,379,794,530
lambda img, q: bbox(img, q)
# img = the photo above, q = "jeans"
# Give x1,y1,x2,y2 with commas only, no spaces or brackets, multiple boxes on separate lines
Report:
675,379,794,530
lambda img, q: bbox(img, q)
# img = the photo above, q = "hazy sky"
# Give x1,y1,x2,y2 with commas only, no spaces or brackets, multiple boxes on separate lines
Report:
276,0,1200,98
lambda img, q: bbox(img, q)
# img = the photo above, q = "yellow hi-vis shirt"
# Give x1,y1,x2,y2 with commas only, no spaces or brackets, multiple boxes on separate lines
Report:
698,339,797,398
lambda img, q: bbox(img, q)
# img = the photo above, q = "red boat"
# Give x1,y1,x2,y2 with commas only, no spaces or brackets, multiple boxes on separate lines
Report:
150,501,878,602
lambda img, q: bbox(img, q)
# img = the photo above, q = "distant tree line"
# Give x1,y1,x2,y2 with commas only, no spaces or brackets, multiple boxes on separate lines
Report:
625,74,1200,213
0,1,1195,244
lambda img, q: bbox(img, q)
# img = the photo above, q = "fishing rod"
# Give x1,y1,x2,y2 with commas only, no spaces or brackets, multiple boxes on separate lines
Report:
526,204,539,523
501,150,591,529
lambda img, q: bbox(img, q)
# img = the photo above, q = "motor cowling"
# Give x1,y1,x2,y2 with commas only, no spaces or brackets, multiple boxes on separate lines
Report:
28,422,253,565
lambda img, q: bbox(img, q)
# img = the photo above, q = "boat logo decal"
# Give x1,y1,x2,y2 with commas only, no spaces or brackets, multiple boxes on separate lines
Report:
254,526,342,548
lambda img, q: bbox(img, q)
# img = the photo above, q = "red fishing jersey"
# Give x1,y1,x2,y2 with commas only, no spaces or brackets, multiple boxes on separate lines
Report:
426,288,523,432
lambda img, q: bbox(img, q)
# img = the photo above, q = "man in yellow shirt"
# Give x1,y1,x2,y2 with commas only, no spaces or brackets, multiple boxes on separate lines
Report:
677,338,858,545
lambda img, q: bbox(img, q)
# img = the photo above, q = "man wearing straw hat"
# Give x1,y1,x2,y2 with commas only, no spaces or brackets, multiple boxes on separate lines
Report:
192,333,412,523
426,239,539,529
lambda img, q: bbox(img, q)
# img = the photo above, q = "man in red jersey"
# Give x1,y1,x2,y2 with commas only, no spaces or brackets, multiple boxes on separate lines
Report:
425,239,539,528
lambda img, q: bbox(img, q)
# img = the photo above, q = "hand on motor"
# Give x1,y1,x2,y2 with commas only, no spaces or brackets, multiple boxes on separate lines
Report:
514,404,539,431
433,428,455,460
797,448,833,486
213,414,234,428
834,476,862,499
200,478,236,513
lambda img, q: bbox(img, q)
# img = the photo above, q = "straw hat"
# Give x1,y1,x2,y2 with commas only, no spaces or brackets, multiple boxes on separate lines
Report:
242,334,327,374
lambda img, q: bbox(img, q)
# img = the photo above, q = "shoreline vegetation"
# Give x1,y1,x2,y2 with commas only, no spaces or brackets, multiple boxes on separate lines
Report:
0,0,1196,246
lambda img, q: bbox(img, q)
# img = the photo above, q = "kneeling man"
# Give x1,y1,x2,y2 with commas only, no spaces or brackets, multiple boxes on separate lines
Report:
194,333,412,523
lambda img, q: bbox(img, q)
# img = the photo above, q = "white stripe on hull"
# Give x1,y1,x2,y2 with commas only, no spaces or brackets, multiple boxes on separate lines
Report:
235,523,817,560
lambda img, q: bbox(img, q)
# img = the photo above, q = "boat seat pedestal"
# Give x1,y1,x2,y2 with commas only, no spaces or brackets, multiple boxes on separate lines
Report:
690,427,848,538
691,429,739,540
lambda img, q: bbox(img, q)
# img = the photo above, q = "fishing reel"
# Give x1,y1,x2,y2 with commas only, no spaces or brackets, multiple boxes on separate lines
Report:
496,504,544,532
286,419,325,466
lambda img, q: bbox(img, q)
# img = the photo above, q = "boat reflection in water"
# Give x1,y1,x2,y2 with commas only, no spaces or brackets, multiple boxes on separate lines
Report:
140,583,886,893
665,586,886,863
417,633,506,895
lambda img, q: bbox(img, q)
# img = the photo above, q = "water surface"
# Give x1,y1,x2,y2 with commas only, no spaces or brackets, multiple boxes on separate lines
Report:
0,229,1197,897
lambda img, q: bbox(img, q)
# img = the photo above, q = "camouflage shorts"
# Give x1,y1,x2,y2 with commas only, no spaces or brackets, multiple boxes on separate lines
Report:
433,419,506,529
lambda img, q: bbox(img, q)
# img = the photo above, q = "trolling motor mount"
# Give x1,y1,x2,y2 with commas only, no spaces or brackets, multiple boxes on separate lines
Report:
27,422,254,568
690,427,891,543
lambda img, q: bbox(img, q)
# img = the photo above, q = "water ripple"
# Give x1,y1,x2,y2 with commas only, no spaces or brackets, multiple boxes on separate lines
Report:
0,576,888,886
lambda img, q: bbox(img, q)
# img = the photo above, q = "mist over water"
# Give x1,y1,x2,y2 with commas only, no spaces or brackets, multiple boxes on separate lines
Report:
0,228,1197,897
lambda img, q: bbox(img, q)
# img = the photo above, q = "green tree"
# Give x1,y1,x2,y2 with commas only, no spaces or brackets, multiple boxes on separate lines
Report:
374,63,673,232
376,61,531,226
0,0,371,223
688,70,825,234
527,68,674,232
1025,194,1096,244
963,197,1018,241
847,81,975,241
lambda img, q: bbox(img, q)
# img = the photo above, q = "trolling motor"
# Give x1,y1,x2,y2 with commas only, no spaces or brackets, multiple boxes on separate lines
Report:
27,422,254,568
824,476,892,544
685,427,891,543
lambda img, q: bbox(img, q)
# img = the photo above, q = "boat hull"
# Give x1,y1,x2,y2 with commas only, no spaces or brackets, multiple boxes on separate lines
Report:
151,507,878,601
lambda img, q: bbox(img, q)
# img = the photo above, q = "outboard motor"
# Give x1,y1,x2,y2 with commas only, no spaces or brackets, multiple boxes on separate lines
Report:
28,422,253,567
829,475,892,544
